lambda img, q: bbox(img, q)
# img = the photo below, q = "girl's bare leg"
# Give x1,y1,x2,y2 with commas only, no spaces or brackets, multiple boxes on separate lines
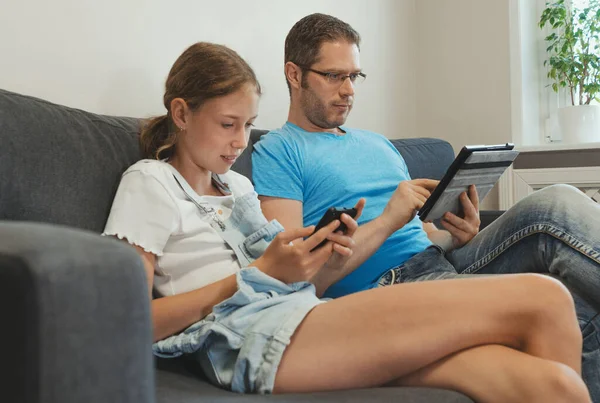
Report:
273,274,583,398
391,344,590,403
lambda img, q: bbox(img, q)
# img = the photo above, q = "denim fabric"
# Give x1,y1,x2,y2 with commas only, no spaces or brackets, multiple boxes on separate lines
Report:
385,185,600,401
171,162,284,268
151,191,316,394
220,191,284,267
153,267,323,394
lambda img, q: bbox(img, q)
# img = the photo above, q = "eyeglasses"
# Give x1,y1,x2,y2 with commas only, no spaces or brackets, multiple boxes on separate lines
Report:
301,67,367,86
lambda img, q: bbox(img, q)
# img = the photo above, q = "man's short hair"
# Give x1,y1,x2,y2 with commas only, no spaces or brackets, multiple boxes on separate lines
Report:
284,13,361,93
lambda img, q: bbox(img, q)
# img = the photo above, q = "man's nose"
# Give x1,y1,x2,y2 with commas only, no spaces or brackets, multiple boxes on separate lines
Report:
339,77,355,97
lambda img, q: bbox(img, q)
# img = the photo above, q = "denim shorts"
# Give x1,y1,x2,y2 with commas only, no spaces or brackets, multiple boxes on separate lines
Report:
153,267,325,394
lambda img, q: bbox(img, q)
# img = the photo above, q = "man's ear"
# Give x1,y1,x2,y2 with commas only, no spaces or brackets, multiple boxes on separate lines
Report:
170,98,188,130
285,62,303,91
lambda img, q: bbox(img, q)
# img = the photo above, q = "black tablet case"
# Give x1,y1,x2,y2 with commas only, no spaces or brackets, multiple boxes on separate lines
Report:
418,144,519,222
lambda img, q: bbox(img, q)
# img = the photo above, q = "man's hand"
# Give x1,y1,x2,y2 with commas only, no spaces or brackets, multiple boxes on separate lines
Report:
382,179,439,232
440,185,481,249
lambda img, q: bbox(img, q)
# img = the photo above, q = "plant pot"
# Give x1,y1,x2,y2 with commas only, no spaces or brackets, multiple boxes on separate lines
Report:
557,105,600,144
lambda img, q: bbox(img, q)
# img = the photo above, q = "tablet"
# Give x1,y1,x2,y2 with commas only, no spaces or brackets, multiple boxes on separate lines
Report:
418,143,519,222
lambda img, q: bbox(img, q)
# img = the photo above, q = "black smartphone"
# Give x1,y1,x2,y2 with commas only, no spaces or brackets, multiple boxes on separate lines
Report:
311,206,358,250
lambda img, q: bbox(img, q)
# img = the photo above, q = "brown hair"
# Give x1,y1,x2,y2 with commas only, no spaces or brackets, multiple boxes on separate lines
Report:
140,42,261,160
284,13,361,93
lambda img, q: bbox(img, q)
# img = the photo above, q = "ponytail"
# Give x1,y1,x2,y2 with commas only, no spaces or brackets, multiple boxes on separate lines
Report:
139,115,177,160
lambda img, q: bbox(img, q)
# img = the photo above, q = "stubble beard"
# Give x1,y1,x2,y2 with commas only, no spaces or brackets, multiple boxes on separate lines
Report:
300,83,349,130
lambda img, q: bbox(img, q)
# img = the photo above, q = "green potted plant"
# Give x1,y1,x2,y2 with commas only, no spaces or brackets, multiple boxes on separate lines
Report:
540,0,600,143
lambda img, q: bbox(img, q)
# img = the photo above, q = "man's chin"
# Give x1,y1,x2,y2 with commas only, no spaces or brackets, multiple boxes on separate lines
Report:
330,116,348,128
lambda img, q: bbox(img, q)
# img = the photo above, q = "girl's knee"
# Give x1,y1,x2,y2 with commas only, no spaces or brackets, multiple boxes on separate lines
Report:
518,273,574,308
539,363,590,403
516,274,579,334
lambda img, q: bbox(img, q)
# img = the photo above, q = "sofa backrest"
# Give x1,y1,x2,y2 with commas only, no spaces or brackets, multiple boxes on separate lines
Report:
0,89,141,232
0,89,455,233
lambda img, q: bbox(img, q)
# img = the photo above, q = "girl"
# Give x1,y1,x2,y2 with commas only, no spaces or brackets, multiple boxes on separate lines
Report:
104,42,590,402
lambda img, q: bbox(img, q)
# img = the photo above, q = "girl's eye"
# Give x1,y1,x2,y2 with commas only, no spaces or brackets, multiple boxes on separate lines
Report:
222,123,234,129
245,122,255,128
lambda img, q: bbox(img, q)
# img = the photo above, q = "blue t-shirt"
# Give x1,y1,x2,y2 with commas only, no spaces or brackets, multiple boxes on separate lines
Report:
252,122,432,297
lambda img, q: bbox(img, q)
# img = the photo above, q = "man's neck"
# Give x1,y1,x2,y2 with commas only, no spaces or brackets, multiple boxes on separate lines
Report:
287,108,345,135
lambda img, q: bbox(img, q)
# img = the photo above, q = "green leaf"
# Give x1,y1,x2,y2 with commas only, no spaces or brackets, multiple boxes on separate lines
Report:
539,0,600,101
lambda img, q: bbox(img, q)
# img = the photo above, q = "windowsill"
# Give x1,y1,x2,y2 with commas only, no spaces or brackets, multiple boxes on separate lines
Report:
517,142,600,152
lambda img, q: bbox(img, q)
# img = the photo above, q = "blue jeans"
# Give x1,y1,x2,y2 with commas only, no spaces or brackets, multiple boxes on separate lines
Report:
398,184,600,401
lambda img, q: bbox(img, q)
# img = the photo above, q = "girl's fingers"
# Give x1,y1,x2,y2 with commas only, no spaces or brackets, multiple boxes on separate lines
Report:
327,232,356,248
303,220,340,251
276,226,316,244
332,242,353,257
353,198,366,221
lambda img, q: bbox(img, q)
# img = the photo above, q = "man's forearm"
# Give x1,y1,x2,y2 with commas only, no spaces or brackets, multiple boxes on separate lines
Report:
426,229,454,252
312,216,396,294
336,216,396,271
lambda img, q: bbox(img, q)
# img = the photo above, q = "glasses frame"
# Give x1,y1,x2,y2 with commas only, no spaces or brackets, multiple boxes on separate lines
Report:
299,66,367,85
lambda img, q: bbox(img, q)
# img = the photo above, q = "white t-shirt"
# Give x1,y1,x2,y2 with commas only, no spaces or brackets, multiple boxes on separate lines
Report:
103,159,255,297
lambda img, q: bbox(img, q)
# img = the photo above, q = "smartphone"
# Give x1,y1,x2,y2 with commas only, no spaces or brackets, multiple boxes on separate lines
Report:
311,206,358,250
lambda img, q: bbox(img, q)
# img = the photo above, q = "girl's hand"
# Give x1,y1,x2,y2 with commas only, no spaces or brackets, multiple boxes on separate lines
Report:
252,219,342,284
323,198,365,267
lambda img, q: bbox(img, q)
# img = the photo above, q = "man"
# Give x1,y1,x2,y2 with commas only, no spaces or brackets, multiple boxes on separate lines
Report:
252,13,600,398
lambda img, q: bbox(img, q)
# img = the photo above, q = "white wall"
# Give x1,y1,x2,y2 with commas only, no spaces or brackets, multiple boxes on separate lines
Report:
0,0,416,137
415,0,512,151
415,0,512,208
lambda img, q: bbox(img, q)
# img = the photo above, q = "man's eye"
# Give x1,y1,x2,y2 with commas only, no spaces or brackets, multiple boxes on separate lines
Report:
349,73,359,82
326,73,341,81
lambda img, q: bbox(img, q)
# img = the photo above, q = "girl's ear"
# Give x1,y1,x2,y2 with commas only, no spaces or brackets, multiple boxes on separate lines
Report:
170,98,188,130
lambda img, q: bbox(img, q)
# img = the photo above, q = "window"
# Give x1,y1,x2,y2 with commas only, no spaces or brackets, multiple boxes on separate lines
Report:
510,0,600,147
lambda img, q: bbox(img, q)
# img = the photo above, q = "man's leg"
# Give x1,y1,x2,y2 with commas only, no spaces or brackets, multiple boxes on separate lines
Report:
447,184,600,306
441,184,600,400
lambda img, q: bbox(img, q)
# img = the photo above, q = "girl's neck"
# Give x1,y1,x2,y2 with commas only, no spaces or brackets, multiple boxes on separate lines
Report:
168,156,222,196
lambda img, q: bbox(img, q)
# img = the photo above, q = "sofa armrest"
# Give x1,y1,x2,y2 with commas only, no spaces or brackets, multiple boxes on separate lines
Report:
480,210,505,231
0,222,154,403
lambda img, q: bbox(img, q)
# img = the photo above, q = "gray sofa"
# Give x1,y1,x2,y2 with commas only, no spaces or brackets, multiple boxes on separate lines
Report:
0,88,475,403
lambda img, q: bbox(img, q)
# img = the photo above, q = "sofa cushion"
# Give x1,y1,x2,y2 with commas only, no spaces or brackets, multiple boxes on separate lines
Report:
0,89,141,232
231,129,268,182
155,358,474,403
